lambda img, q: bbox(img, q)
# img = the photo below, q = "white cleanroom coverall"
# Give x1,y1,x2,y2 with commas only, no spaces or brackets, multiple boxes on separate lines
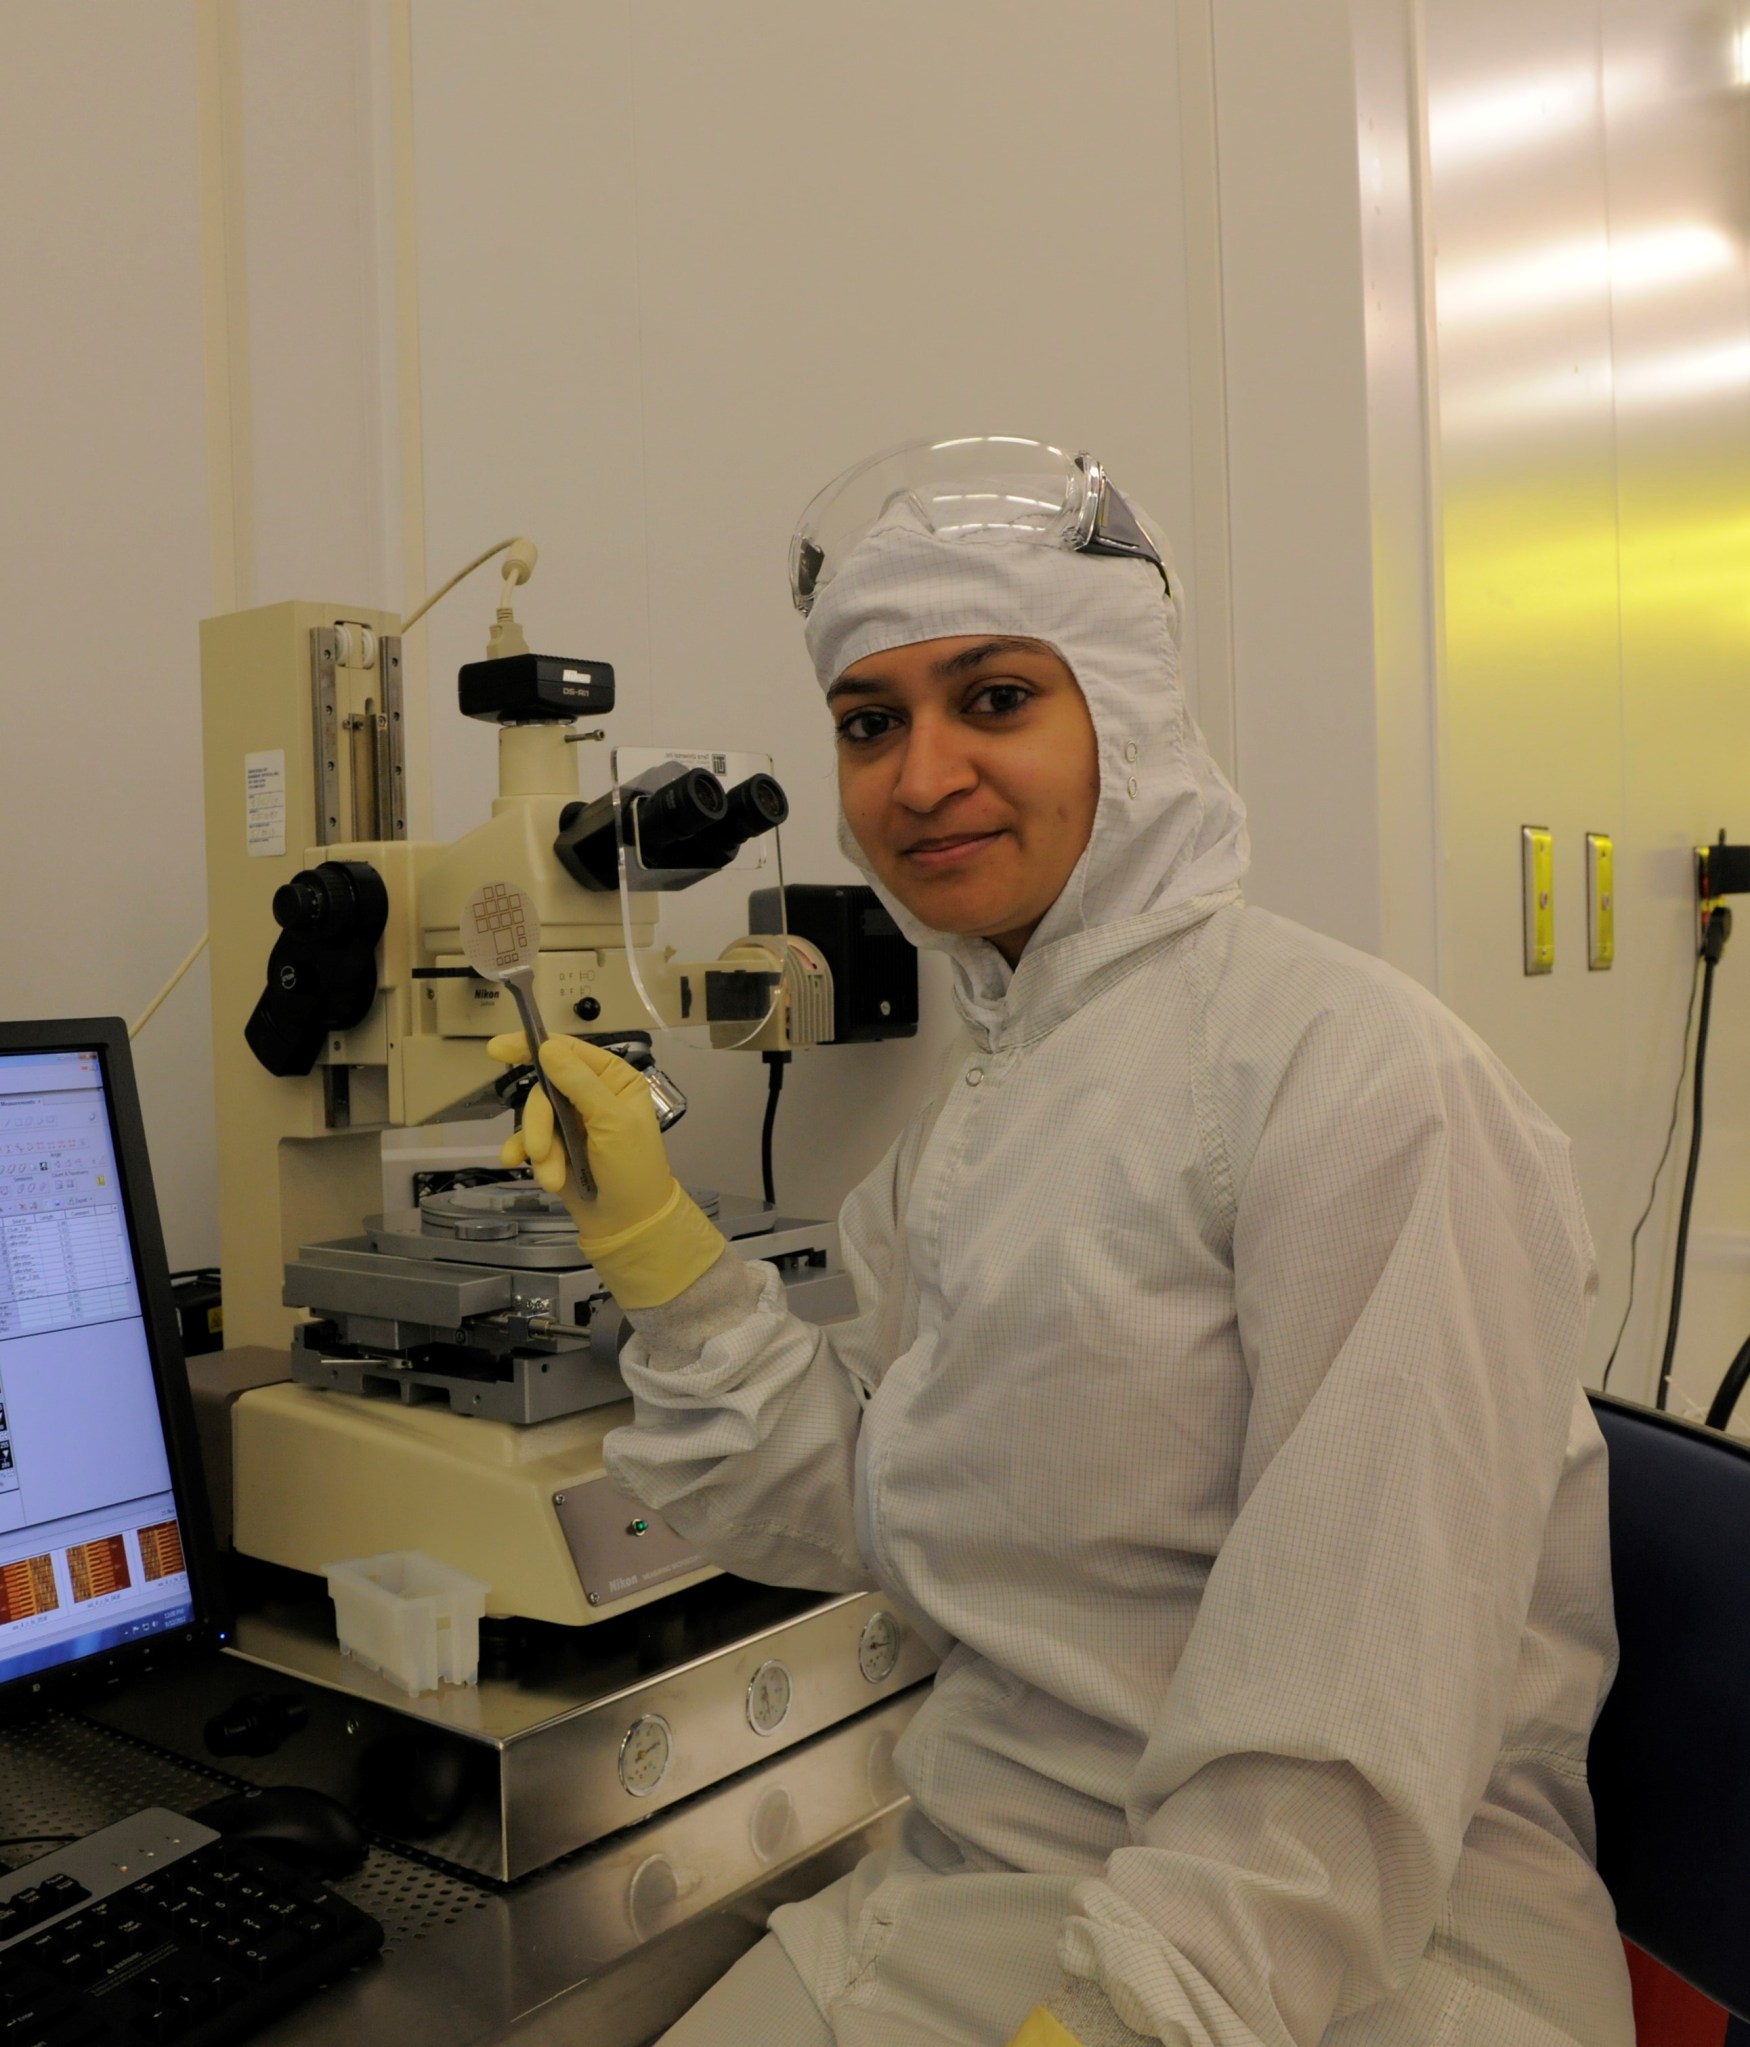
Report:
618,517,1634,2047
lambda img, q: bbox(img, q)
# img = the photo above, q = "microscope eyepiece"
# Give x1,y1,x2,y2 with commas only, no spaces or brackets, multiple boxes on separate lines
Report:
553,767,789,892
634,768,729,866
673,774,790,869
728,773,788,835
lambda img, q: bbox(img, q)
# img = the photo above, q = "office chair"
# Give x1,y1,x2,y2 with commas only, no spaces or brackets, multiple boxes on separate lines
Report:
1588,1392,1750,2038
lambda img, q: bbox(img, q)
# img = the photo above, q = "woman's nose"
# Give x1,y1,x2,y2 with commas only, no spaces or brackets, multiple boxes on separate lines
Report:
891,719,977,812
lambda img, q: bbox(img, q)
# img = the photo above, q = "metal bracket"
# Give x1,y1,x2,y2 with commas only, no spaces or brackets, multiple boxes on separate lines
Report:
379,633,407,840
313,626,406,846
311,627,342,846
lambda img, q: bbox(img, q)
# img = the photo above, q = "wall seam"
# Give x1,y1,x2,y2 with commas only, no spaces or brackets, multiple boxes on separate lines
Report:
1404,0,1448,998
1175,0,1240,788
388,0,431,835
194,0,254,613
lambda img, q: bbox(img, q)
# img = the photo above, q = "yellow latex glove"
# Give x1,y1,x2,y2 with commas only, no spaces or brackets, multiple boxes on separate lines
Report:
1006,2012,1085,2047
487,1032,726,1309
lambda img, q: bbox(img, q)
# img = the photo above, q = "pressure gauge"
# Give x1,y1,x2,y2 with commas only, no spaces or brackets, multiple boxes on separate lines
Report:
858,1610,901,1684
617,1713,673,1797
746,1659,793,1736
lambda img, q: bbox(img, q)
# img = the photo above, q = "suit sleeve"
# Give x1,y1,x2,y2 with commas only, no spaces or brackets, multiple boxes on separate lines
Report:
600,1131,912,1596
1052,978,1597,2046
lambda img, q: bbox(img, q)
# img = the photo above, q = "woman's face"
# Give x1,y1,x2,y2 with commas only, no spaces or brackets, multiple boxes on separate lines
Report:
829,634,1100,965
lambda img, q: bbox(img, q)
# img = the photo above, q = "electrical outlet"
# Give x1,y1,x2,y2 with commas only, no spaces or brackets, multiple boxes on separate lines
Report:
1586,833,1614,970
1522,826,1554,974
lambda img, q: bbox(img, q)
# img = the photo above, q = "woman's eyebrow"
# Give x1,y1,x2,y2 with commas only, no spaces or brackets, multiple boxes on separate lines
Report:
825,675,886,705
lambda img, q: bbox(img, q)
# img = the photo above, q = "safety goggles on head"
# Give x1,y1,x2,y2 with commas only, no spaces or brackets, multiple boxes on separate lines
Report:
789,435,1170,615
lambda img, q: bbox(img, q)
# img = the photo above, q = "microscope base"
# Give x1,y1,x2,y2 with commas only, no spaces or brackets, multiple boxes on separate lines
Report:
231,1380,711,1627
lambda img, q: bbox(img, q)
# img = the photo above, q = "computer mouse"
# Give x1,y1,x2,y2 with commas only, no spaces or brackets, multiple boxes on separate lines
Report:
191,1785,368,1878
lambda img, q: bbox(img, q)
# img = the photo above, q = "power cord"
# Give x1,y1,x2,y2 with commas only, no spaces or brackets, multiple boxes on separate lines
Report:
400,535,537,639
130,931,211,1039
1600,952,1702,1390
760,1052,790,1208
1655,903,1731,1411
1705,1334,1750,1431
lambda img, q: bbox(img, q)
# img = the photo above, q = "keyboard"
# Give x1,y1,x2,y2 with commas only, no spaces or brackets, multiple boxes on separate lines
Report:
0,1808,383,2046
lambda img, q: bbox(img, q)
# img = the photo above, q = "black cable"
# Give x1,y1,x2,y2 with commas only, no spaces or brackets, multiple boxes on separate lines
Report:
1601,952,1703,1389
1656,909,1730,1411
760,1053,790,1209
1706,1332,1750,1432
0,1835,77,1849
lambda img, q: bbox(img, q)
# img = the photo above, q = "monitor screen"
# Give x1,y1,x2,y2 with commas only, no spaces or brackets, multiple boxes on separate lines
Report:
0,1032,218,1695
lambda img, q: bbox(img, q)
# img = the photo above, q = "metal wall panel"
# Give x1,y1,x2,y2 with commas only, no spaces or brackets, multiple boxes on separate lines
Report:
1423,0,1750,1406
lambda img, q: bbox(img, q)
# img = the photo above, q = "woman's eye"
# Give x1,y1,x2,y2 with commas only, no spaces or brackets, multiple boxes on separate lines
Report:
837,709,898,745
972,682,1032,716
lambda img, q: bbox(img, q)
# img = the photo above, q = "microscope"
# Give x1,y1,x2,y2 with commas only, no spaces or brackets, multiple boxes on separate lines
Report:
157,552,934,1876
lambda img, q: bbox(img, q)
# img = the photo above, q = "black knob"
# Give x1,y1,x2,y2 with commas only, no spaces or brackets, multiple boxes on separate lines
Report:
270,861,387,942
573,996,602,1021
272,869,350,935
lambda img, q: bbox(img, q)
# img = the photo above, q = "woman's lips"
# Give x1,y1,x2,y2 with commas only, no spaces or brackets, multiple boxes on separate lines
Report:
902,830,1003,872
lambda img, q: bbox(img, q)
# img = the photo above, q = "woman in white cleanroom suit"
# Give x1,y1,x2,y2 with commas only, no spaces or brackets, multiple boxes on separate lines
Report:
493,441,1635,2047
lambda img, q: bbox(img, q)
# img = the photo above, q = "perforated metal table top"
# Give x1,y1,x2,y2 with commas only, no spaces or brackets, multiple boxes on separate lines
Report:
0,1695,918,2044
0,1713,490,1955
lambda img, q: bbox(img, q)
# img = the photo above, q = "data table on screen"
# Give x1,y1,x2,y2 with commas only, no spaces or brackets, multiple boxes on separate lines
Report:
0,1206,138,1339
0,1075,140,1344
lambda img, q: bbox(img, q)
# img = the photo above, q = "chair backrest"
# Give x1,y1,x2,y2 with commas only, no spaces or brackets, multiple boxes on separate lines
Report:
1588,1392,1750,2021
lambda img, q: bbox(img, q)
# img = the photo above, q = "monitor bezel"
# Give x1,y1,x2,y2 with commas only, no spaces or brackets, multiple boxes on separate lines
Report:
0,1017,231,1716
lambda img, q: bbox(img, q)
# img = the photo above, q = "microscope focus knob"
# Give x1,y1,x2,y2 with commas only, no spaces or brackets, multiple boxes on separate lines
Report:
272,862,381,940
245,860,390,1078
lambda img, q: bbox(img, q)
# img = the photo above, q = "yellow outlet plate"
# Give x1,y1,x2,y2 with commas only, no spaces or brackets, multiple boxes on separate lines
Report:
1522,826,1554,974
1586,833,1614,969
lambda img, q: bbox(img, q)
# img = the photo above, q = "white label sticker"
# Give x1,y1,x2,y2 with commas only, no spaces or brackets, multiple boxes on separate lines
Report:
245,750,287,858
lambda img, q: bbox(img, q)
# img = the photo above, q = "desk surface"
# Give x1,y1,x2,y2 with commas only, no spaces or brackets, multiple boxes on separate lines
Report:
1,1691,922,2045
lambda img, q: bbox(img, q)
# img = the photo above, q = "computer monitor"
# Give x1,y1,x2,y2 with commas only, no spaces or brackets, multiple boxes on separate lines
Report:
0,1018,228,1710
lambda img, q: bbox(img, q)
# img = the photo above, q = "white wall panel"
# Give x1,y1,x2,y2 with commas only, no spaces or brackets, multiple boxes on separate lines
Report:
1210,0,1388,961
236,0,402,612
0,5,216,1268
1351,0,1444,994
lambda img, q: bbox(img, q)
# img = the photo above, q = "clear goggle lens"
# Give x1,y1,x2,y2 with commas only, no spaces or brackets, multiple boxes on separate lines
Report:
789,436,1166,614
